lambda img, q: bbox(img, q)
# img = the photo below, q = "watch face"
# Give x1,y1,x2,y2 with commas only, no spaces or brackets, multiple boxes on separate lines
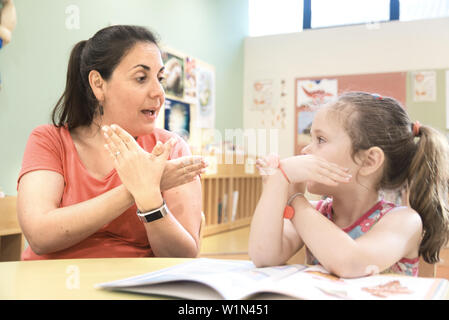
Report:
141,210,164,223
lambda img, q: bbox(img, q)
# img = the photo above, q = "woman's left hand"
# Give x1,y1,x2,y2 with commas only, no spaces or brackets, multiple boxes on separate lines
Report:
102,124,175,209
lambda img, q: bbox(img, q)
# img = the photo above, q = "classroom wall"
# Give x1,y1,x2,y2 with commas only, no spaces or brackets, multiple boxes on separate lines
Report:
0,0,248,195
244,17,449,158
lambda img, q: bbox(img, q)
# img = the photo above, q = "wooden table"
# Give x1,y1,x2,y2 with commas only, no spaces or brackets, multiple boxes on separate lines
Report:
0,257,190,299
0,257,448,300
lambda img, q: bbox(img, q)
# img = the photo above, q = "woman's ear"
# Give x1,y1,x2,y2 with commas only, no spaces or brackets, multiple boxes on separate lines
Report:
88,70,106,103
358,146,385,177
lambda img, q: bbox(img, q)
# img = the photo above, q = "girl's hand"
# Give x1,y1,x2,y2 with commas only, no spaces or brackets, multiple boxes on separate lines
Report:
162,156,208,192
103,124,174,208
280,155,352,186
256,153,280,182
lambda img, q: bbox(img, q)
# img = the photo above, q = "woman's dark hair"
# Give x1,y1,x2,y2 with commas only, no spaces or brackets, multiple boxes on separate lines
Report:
52,25,159,130
331,92,449,264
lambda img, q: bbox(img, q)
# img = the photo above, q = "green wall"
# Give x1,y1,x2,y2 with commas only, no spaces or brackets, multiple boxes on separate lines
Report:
406,69,448,135
0,0,248,195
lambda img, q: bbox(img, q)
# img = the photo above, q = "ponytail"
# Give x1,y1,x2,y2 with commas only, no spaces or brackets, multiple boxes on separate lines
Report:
52,40,96,130
408,125,449,263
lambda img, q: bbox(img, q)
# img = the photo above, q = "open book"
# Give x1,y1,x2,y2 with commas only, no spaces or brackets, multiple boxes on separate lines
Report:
96,258,449,300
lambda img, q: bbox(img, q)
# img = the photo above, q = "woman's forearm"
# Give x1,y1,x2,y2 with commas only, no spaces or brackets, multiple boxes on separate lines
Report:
135,189,200,258
143,213,199,257
29,185,135,255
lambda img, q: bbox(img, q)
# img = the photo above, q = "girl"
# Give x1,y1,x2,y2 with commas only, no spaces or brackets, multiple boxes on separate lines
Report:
249,92,449,278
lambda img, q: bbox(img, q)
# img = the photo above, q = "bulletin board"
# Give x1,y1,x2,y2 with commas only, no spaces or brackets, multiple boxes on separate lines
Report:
157,46,216,154
294,72,407,155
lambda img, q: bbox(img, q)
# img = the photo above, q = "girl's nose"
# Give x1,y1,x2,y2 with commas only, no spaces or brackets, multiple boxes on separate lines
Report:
301,144,311,155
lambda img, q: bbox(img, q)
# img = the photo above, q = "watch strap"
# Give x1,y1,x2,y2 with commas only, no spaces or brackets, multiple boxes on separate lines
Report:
137,200,169,223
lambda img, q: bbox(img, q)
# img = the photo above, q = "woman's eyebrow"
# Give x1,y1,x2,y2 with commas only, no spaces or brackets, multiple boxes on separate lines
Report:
131,64,150,71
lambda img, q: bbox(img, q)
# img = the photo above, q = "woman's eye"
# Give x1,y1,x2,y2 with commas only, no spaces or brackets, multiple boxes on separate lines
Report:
158,76,166,83
136,75,147,83
317,137,325,144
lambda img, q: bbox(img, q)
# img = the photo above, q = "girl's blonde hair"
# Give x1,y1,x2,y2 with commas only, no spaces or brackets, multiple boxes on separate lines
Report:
333,92,449,264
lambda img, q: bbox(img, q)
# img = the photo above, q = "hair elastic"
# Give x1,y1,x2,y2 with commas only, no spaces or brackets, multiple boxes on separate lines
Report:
412,121,421,137
372,93,383,100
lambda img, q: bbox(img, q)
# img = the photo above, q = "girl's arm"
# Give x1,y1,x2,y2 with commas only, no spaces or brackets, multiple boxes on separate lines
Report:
17,170,135,255
290,196,422,278
249,170,304,267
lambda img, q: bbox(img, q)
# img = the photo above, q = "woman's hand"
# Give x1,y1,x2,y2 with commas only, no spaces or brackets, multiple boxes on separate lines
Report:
162,156,207,192
280,155,352,186
103,124,173,210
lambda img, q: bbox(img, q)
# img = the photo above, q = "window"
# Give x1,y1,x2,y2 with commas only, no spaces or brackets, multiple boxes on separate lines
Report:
249,0,303,36
248,0,449,37
400,0,449,21
311,0,390,28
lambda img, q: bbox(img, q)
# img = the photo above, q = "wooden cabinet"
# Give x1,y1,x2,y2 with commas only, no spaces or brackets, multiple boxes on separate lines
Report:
0,196,25,261
200,155,262,236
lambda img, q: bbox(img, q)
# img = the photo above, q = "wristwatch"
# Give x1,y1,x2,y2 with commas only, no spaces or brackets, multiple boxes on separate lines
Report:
136,200,169,223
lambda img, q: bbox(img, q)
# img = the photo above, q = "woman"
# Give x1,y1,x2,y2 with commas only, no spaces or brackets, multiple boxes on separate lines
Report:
17,25,207,260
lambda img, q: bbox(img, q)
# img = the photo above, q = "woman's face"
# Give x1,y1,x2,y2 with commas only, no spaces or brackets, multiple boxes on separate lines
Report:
101,41,165,137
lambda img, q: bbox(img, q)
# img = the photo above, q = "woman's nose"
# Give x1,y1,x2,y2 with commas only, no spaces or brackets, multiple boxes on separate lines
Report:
149,78,165,99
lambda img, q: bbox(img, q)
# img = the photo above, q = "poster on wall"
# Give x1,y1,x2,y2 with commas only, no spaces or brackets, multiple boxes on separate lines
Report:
161,50,185,99
252,79,273,110
295,79,338,154
164,98,190,141
412,71,436,102
196,62,215,128
184,56,198,104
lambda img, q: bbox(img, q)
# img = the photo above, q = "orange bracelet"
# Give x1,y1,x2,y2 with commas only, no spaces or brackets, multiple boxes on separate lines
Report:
283,192,304,219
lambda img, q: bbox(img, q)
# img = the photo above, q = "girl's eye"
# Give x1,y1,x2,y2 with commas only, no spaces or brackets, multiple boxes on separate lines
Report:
158,75,166,83
317,137,326,144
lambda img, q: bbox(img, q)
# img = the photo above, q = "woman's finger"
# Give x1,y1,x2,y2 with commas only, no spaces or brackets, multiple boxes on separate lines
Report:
110,124,140,152
102,126,129,155
104,143,121,164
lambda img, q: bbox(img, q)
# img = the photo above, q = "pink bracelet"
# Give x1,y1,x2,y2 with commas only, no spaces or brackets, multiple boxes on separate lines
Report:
278,163,291,184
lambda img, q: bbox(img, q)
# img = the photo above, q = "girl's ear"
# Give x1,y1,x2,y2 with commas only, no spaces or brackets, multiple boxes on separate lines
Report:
88,70,106,103
358,146,385,176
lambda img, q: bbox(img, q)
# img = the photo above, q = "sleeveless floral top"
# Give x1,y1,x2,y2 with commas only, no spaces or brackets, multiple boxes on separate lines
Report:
306,198,419,277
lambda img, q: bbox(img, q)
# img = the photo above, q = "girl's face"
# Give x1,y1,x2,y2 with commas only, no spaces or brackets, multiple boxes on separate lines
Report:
302,106,359,195
101,41,165,137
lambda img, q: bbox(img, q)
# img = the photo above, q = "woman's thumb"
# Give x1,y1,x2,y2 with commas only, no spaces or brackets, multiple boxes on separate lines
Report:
152,141,164,156
160,137,176,160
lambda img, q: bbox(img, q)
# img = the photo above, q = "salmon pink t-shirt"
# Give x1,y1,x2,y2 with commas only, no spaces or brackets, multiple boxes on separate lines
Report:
17,124,191,260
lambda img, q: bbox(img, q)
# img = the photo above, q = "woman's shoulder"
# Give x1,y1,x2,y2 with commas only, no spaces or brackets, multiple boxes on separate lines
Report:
29,124,67,139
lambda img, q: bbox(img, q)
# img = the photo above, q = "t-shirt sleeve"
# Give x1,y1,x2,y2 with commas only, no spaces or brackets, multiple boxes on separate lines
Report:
17,125,64,189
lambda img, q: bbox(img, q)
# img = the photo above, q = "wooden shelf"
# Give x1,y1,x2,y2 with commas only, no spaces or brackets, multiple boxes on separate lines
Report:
0,196,25,261
200,155,262,236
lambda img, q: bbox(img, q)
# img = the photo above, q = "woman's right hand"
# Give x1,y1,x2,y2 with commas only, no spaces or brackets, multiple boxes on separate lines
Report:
280,155,352,186
161,156,208,192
